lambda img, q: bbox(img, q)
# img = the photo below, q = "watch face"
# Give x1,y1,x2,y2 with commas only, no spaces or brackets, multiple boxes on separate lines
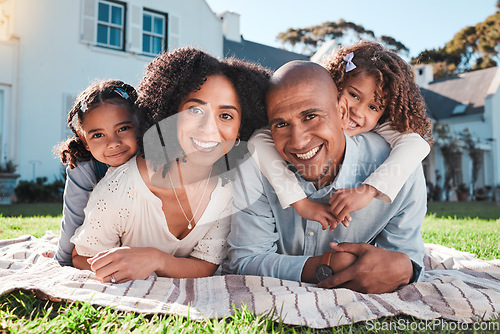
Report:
315,264,334,282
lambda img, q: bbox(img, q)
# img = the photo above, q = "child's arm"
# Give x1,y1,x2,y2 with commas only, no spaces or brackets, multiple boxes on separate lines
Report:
364,122,431,203
329,123,430,222
54,161,100,266
248,128,336,229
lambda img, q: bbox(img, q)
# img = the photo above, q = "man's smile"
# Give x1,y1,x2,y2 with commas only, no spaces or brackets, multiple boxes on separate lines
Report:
293,144,323,161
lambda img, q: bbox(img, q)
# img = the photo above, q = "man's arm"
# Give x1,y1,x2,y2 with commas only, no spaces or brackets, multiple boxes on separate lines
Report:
318,165,427,293
225,157,310,282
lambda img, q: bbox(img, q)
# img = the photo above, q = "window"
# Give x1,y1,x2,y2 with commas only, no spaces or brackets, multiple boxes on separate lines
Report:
142,10,167,56
97,0,125,50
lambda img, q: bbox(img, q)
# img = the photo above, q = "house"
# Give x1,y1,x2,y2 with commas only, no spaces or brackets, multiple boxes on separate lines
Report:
219,11,308,70
0,0,307,184
415,64,500,199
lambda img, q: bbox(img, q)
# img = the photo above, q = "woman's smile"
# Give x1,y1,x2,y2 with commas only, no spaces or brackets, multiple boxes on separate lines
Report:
190,137,221,152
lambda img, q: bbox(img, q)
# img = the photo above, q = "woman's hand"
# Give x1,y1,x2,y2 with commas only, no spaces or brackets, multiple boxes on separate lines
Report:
87,247,160,283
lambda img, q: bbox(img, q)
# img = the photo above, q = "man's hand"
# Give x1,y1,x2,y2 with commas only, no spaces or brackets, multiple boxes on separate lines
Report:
317,242,413,294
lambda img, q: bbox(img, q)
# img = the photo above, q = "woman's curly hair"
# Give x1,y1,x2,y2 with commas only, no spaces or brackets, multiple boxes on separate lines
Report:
136,47,271,155
324,41,433,144
55,80,139,168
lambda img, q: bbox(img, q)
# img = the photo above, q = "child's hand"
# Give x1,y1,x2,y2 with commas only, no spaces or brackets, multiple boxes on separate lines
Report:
41,250,55,258
291,198,338,230
328,184,378,228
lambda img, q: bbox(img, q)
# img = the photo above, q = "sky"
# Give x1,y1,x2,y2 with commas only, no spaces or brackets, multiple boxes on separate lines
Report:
205,0,498,58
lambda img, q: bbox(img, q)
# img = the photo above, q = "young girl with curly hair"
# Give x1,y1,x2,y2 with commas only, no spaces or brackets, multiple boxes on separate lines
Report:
52,80,139,266
249,41,433,230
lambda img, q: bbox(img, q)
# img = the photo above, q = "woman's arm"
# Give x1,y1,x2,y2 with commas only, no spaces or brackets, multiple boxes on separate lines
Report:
72,247,91,270
87,247,218,283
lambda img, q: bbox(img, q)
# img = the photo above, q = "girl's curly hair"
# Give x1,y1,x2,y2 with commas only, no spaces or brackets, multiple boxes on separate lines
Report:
56,80,139,168
136,47,271,155
324,41,433,144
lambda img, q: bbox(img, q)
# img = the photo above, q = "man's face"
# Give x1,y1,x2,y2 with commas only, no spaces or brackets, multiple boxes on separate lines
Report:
267,79,348,187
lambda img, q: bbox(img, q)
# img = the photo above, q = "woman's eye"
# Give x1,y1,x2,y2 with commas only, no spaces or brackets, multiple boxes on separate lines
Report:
92,133,104,139
220,113,234,120
349,92,359,100
188,106,204,115
369,105,378,112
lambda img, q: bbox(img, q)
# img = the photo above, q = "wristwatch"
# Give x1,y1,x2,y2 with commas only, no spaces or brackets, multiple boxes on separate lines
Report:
315,252,333,282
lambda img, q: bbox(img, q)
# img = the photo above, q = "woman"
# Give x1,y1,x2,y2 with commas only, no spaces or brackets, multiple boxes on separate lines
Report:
70,48,270,283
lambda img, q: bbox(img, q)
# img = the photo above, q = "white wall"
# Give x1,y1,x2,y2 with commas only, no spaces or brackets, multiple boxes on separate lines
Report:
0,0,223,182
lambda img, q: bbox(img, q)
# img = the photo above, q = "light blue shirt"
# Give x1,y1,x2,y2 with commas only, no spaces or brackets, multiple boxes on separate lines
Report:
224,132,426,282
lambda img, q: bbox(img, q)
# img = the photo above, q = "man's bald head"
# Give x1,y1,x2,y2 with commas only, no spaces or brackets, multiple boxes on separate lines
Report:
268,61,339,101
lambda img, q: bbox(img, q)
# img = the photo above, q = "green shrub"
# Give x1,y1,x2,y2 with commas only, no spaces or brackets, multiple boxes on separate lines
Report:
14,177,64,203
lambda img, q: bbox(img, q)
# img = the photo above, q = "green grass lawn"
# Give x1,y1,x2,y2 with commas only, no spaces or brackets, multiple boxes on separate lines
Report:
0,201,499,333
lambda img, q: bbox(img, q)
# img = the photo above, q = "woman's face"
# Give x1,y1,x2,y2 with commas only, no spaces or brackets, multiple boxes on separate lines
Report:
176,75,241,167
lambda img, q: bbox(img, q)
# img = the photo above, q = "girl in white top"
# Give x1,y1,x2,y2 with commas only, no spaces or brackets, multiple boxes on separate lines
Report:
71,48,270,283
249,41,433,230
52,80,140,264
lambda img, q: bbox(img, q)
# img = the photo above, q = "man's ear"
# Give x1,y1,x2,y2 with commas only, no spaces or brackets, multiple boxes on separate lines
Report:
338,95,349,130
77,132,90,151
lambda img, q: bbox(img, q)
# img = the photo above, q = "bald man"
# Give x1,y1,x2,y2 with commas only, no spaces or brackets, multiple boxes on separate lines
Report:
225,61,426,294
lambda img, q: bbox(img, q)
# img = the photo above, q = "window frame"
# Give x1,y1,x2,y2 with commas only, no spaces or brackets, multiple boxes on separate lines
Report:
142,8,168,57
96,0,126,51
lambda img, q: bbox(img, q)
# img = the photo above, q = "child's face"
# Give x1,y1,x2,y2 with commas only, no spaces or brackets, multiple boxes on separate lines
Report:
341,72,386,137
79,103,138,167
176,75,241,168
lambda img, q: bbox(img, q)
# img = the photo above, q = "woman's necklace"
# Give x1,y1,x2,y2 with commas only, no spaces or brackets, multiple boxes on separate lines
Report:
166,159,213,229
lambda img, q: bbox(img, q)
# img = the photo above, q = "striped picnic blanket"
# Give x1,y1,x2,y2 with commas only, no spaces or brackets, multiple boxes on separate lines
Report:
0,232,499,329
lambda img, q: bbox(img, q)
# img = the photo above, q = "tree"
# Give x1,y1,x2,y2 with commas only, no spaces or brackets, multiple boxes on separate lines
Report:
276,19,409,57
433,123,464,201
412,9,500,79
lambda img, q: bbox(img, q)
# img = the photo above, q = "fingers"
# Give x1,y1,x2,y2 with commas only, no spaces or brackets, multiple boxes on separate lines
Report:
41,251,55,258
317,266,354,289
329,242,367,255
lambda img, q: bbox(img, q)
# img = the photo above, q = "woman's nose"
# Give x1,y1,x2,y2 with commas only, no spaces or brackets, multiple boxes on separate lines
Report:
198,113,219,135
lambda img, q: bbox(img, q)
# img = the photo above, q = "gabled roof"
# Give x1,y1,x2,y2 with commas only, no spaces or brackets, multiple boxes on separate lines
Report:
223,37,309,71
421,66,500,120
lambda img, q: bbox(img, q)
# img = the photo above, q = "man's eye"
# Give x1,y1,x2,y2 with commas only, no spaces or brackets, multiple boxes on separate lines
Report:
305,114,317,121
275,122,288,129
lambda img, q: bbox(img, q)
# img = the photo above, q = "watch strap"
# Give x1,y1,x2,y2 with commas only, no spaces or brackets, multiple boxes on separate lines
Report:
321,252,333,267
